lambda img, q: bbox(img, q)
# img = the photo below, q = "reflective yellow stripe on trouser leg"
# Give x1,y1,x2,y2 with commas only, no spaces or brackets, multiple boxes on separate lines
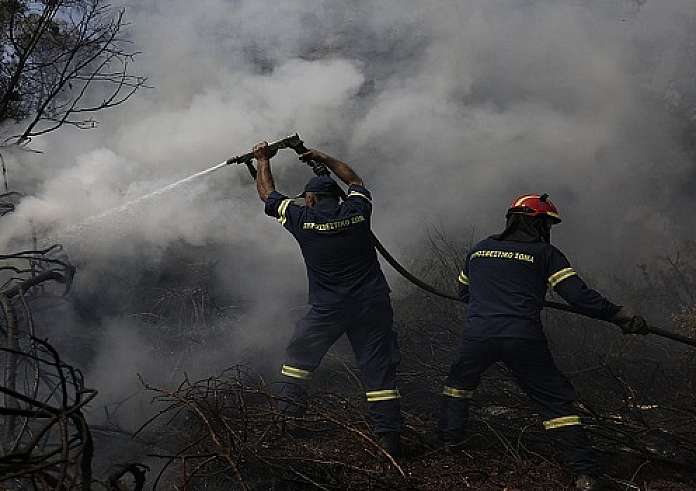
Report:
366,389,401,402
442,386,474,399
281,364,312,380
543,415,582,430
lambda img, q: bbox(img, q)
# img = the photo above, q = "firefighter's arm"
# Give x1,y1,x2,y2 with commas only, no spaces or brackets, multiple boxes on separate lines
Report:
253,141,278,202
547,246,620,321
300,149,363,186
553,275,647,333
551,273,620,321
547,247,648,334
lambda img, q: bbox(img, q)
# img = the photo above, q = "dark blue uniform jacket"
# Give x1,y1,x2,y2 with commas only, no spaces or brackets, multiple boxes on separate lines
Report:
265,184,390,306
458,236,620,339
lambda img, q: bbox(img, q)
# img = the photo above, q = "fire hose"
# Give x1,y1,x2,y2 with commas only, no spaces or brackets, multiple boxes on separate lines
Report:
230,134,696,349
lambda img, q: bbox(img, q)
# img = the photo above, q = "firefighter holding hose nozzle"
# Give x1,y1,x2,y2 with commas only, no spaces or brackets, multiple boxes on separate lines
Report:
253,142,402,457
439,194,649,491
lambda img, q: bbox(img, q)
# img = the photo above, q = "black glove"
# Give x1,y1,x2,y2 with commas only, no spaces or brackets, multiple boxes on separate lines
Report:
612,306,650,335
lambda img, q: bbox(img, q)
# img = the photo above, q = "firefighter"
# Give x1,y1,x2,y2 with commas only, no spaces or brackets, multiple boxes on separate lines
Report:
252,142,402,456
439,194,649,490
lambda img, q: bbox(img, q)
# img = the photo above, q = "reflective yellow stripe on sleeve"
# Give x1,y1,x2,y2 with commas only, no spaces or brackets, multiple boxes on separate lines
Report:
366,389,401,402
347,191,371,202
442,386,474,399
543,415,581,430
277,199,292,225
548,267,577,288
281,365,312,380
458,271,469,285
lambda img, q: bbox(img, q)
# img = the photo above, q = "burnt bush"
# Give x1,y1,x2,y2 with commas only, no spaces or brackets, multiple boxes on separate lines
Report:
128,235,696,489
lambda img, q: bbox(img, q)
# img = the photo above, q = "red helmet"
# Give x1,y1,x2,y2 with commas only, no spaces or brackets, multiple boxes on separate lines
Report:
506,194,561,223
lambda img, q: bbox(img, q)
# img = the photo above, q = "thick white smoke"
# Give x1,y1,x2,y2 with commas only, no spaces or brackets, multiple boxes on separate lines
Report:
0,0,695,428
2,1,694,266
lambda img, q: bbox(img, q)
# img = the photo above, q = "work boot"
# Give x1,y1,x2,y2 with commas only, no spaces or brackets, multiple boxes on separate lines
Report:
377,432,401,458
419,431,453,450
438,394,470,449
574,474,606,491
439,430,467,450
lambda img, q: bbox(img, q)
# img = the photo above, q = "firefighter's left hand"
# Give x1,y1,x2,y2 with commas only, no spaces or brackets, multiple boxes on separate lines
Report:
620,316,650,335
253,141,277,162
612,307,650,335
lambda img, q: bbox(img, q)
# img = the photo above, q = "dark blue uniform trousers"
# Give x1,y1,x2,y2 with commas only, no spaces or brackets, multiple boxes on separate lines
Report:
277,297,401,434
440,337,597,474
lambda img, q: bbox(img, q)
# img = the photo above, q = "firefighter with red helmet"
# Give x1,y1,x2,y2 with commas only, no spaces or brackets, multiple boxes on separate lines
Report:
439,194,649,490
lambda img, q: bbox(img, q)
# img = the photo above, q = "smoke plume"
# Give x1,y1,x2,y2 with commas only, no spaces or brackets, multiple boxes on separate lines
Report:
1,0,695,427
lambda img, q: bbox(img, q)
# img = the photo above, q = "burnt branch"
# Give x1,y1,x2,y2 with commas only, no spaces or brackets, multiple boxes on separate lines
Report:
0,1,147,147
0,336,97,489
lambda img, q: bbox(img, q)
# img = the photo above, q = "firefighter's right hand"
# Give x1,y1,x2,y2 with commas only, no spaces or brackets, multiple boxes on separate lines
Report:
612,307,650,335
299,148,326,163
253,141,277,162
